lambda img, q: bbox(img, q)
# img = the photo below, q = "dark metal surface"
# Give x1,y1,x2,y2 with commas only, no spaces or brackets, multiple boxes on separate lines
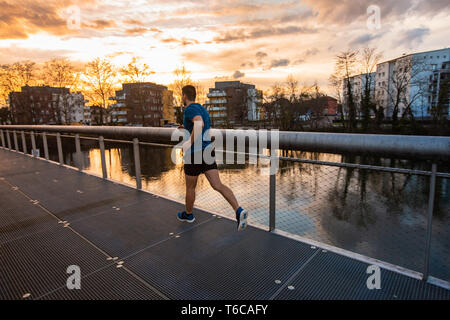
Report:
125,217,319,299
274,250,450,300
38,264,163,300
0,148,448,300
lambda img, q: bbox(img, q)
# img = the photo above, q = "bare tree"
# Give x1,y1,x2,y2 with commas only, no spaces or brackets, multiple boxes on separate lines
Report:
119,57,154,83
285,74,298,103
333,50,359,130
359,48,383,131
0,61,39,124
169,64,194,106
379,55,428,129
43,58,79,124
83,58,117,124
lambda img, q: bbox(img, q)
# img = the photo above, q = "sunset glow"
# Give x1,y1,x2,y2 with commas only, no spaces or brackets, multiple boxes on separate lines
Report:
1,0,450,91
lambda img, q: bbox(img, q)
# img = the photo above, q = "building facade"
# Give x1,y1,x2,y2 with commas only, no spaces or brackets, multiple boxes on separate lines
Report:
430,60,450,119
9,86,86,125
109,82,173,126
342,48,450,119
204,81,262,127
342,73,376,118
344,48,450,120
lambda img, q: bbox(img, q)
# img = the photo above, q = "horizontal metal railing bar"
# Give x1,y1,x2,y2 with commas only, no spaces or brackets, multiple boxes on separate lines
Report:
1,125,449,159
3,128,448,177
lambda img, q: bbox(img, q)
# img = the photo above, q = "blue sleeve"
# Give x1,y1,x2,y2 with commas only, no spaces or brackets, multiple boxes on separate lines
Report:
184,106,202,122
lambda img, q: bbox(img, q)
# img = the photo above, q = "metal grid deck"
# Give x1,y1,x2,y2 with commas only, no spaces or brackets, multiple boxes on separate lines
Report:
0,148,448,300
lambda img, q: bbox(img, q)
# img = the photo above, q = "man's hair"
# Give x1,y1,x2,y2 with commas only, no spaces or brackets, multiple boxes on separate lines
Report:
182,85,196,101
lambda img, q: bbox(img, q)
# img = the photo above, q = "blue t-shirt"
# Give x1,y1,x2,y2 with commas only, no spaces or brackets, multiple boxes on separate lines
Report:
183,103,211,153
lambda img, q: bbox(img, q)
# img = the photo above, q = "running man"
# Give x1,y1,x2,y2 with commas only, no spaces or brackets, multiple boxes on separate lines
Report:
176,85,249,231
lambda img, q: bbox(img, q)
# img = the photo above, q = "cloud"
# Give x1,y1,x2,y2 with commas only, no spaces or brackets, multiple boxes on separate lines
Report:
214,25,317,43
256,52,268,59
161,37,200,46
399,27,430,47
269,59,290,69
303,0,450,25
349,33,383,47
0,45,74,63
233,70,245,79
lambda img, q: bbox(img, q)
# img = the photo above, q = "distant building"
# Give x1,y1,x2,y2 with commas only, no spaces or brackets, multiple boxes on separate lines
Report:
319,96,339,116
9,86,86,125
342,73,376,118
109,82,172,126
89,106,108,125
429,60,450,118
344,48,450,120
375,48,450,119
204,81,262,127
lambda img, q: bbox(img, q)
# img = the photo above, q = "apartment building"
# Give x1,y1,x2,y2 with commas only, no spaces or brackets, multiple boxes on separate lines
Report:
9,86,86,125
342,73,376,117
430,60,450,118
204,81,262,127
376,48,450,119
109,82,174,126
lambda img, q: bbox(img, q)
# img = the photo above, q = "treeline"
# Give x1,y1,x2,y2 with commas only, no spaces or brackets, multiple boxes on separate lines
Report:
260,76,331,131
0,57,205,124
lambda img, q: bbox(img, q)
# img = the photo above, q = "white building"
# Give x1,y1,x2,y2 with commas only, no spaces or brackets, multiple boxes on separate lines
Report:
375,48,450,119
247,88,262,121
57,92,87,124
342,73,376,117
343,48,450,119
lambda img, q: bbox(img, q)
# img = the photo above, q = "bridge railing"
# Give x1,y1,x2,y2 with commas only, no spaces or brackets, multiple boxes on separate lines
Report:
0,125,449,286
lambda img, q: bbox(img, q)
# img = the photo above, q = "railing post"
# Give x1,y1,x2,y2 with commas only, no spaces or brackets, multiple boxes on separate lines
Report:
75,134,83,171
21,131,27,154
13,131,19,152
42,132,49,160
423,163,437,281
0,130,5,148
6,130,11,150
133,138,142,190
56,133,64,164
99,136,107,179
269,155,276,232
31,131,37,157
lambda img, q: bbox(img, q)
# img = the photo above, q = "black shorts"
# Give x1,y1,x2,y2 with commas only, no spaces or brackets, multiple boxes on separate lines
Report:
184,150,218,176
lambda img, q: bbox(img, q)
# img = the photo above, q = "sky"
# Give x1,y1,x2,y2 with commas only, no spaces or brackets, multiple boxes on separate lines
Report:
1,0,450,93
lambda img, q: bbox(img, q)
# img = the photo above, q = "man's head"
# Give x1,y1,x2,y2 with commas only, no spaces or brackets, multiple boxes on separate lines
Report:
182,85,196,106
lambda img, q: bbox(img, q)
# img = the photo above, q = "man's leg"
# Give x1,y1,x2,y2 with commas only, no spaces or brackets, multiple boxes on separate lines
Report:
204,169,239,211
185,174,198,213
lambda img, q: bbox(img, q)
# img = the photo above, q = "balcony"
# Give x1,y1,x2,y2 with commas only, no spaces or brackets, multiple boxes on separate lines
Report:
207,91,226,98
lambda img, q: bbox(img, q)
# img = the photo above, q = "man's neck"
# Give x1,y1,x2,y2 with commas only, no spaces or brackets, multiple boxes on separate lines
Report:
185,100,195,106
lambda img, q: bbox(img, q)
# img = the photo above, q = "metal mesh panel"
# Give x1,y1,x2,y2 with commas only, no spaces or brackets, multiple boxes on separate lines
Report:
124,217,318,300
38,265,164,300
275,159,433,274
430,176,450,282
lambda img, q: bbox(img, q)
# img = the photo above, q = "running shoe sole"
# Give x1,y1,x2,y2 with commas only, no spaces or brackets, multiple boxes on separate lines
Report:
237,209,248,231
